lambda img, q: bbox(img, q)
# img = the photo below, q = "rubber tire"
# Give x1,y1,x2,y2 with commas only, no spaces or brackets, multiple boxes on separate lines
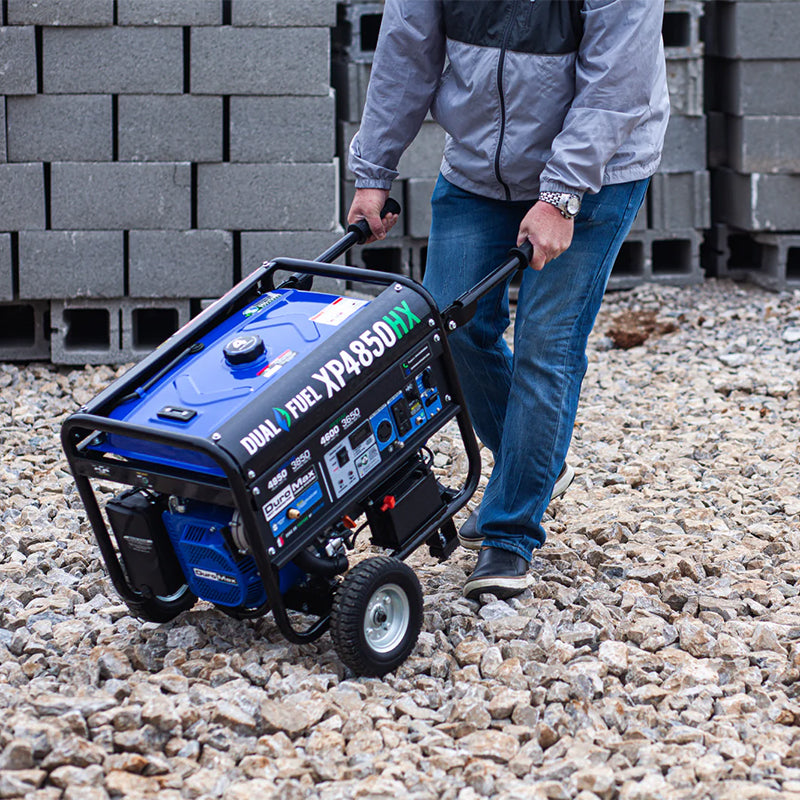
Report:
125,585,196,623
330,556,423,677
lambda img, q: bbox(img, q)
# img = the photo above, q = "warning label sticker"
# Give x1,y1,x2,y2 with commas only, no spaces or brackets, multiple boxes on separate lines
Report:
310,297,367,327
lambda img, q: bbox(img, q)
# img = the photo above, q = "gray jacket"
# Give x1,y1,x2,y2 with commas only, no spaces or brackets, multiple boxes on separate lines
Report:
349,0,670,201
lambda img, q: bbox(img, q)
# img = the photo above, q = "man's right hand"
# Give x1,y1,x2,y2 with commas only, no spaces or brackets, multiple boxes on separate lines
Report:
347,188,398,244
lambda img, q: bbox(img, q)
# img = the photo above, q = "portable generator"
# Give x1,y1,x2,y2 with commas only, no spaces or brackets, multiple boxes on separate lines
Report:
61,203,533,676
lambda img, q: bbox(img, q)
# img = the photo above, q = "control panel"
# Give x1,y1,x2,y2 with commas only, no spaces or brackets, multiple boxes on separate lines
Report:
253,337,455,564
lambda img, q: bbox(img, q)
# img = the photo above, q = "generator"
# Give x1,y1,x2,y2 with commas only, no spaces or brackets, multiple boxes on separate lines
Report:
61,203,532,676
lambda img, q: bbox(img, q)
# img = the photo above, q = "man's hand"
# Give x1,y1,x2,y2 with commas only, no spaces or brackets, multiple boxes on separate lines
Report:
517,201,574,271
347,188,399,244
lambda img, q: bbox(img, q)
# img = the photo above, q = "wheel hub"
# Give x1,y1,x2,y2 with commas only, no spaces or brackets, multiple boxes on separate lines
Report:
364,583,409,654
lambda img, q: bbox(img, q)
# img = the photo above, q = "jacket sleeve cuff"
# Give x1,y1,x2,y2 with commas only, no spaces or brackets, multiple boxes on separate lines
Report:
354,177,395,191
348,133,399,191
538,180,586,202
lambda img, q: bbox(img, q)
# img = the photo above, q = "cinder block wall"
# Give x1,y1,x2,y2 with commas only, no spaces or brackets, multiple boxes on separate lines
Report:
705,0,800,292
0,0,342,363
2,0,799,363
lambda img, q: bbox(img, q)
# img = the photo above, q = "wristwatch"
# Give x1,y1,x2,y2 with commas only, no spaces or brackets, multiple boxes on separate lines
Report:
538,191,581,219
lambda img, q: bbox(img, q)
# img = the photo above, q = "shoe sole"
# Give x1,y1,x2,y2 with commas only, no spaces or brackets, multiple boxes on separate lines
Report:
458,463,576,552
463,575,528,600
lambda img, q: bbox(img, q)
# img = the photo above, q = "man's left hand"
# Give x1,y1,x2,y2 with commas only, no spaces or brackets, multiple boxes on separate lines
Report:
517,202,574,271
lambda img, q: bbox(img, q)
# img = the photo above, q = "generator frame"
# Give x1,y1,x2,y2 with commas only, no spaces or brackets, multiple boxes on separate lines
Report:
61,218,531,665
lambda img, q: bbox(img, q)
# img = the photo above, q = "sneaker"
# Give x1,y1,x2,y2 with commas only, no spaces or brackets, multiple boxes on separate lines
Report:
458,463,575,551
463,547,529,600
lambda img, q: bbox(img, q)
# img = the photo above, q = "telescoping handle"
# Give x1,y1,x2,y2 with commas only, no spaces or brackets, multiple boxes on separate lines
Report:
281,199,402,291
440,239,533,332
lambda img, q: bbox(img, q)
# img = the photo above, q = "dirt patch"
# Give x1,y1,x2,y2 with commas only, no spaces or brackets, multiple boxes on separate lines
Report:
606,308,678,349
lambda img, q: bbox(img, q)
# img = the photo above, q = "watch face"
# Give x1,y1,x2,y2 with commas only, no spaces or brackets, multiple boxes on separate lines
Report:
565,195,581,216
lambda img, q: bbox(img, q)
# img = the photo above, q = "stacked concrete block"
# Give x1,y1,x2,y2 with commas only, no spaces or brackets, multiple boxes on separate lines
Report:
609,0,709,290
1,1,340,363
705,0,800,291
50,297,191,365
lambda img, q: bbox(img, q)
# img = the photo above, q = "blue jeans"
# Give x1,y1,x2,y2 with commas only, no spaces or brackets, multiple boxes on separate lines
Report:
423,175,649,560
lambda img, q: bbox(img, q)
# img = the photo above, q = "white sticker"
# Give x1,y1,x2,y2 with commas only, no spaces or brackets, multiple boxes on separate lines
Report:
310,297,367,327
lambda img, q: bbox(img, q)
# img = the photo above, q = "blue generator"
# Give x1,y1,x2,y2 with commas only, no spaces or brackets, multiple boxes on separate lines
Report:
61,205,532,675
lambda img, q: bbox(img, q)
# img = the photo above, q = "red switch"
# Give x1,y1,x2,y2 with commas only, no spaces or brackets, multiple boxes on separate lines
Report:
380,495,396,513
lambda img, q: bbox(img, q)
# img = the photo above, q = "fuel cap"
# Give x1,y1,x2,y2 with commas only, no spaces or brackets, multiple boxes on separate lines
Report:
224,334,265,365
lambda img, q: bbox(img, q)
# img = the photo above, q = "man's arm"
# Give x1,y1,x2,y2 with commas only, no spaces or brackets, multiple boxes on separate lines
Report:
347,0,446,240
519,0,667,268
539,0,668,198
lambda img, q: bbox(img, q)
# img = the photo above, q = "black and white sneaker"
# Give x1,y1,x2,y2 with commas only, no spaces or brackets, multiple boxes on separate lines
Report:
458,463,575,551
463,547,529,600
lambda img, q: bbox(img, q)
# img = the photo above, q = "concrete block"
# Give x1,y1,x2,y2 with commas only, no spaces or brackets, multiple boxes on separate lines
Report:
7,0,113,25
405,178,435,239
708,1,800,60
230,93,335,163
7,95,113,162
123,298,191,357
117,0,222,25
0,163,45,231
712,169,800,232
333,3,384,63
51,296,191,364
118,95,222,162
341,120,445,180
658,114,706,173
746,233,800,292
0,301,50,361
665,55,703,117
51,163,192,230
241,230,345,295
0,27,37,95
233,0,336,27
708,58,800,116
191,27,330,96
648,171,710,231
0,235,12,301
18,231,123,299
197,162,338,231
129,230,233,298
711,113,800,174
42,27,183,94
662,0,704,58
608,228,703,290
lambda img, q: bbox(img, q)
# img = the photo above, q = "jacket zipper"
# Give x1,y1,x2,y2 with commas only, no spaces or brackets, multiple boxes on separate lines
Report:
493,2,517,201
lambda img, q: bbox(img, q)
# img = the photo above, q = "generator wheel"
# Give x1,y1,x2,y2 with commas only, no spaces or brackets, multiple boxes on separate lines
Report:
125,584,196,623
330,556,422,677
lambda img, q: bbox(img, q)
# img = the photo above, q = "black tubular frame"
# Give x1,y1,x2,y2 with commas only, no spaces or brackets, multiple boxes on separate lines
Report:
60,227,515,645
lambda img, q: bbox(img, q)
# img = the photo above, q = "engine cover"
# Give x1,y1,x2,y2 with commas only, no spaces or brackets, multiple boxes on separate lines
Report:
162,501,269,608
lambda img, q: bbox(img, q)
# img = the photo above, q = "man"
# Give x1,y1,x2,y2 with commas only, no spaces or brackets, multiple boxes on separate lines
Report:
347,0,669,600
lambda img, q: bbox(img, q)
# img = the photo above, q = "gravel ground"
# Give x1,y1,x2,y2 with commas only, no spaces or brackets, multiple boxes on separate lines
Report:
2,278,800,800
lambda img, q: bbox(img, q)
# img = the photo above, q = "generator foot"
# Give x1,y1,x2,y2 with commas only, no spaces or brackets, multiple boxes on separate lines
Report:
427,518,458,562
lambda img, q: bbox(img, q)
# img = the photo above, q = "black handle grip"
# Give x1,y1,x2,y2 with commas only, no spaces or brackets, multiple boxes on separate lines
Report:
507,239,533,268
347,198,403,244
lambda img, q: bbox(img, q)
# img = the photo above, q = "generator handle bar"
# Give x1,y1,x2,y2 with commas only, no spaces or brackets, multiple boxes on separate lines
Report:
441,240,533,332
